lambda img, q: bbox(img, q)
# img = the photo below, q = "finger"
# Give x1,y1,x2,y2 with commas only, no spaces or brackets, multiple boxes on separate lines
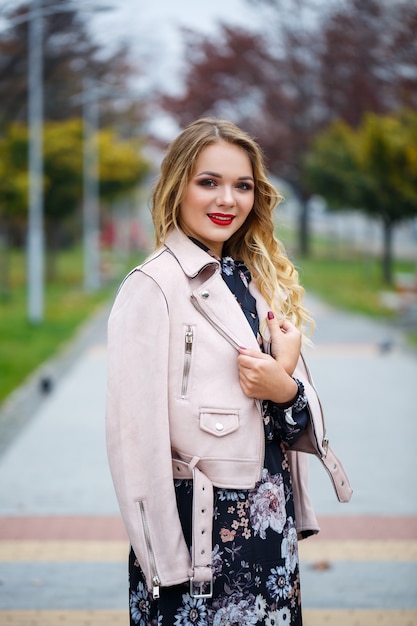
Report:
278,318,297,334
238,347,266,360
266,310,287,335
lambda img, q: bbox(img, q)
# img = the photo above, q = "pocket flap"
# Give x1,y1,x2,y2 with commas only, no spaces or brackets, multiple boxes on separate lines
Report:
199,410,239,437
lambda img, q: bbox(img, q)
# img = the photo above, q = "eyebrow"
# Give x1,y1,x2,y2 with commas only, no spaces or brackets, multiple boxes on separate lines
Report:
196,170,254,181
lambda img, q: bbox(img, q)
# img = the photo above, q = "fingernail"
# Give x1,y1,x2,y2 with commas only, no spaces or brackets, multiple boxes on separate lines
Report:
239,346,247,350
267,311,274,320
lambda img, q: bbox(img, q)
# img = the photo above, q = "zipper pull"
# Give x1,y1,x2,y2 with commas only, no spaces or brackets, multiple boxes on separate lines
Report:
185,328,193,352
152,575,161,599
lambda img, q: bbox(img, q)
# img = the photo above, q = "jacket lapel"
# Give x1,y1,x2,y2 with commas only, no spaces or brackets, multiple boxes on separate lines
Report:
191,270,261,352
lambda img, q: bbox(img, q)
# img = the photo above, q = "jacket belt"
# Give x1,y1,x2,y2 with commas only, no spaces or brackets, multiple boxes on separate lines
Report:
172,457,213,593
319,446,352,502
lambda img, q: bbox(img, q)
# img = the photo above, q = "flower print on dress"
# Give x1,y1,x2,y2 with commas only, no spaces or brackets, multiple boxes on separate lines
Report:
277,606,291,624
223,540,242,564
130,580,151,625
265,611,280,626
174,593,208,626
217,489,246,502
211,593,258,626
220,527,236,543
174,478,193,492
221,256,235,276
238,268,249,289
255,593,267,621
249,468,287,539
281,517,298,574
212,543,224,578
280,444,290,471
266,566,291,602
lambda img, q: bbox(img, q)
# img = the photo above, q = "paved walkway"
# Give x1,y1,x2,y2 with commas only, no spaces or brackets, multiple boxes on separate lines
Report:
0,295,416,625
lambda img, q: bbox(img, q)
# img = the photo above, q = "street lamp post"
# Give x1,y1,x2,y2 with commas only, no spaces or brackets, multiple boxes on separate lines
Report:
82,76,101,292
80,78,126,292
21,0,113,322
27,0,44,324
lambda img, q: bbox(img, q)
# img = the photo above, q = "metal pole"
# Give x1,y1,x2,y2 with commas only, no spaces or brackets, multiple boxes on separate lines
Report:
82,76,100,291
27,0,44,323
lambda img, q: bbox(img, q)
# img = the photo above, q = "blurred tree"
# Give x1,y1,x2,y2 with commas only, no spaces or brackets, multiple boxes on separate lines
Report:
304,110,417,283
0,0,151,289
0,0,143,129
159,0,417,257
318,0,417,125
0,123,28,297
98,129,149,201
0,124,29,221
0,119,150,284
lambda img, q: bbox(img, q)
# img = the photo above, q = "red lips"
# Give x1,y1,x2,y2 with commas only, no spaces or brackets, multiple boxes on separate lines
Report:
207,213,235,226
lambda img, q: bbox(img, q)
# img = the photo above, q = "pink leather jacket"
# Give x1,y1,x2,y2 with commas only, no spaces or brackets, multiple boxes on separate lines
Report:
106,228,352,596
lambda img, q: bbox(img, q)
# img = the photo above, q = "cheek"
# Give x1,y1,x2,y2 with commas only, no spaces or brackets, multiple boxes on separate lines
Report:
243,196,254,217
183,188,208,211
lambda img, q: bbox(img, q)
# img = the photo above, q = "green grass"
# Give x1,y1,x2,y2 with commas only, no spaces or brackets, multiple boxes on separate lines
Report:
285,234,417,346
279,226,415,314
296,255,406,317
0,247,141,405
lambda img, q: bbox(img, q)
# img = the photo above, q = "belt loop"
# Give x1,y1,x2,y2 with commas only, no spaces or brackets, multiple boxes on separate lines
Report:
189,455,200,472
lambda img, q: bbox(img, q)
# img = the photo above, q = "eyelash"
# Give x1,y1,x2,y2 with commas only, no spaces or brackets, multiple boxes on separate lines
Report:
198,179,253,191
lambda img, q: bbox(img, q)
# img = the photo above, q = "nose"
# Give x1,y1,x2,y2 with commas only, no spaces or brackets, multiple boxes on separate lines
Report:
216,186,236,207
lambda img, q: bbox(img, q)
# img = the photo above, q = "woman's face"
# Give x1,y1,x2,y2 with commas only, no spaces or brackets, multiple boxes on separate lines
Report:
178,141,255,257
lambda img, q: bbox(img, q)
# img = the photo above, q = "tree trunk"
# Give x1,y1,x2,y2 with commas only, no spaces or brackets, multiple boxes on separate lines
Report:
293,186,310,257
382,218,393,285
299,198,310,257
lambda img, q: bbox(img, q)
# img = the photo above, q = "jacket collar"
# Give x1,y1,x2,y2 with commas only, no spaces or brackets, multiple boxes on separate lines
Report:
164,228,219,278
165,228,262,352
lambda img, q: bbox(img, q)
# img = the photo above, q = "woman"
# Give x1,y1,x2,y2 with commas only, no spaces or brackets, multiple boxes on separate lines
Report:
106,118,351,625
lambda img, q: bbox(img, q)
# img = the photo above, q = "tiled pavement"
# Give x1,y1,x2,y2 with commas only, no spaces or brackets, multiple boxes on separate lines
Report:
0,296,416,625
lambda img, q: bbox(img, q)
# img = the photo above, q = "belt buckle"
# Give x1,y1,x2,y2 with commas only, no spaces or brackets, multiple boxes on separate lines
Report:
190,577,213,599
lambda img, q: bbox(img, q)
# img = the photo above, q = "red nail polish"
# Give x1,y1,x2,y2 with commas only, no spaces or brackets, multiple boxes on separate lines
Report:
267,311,274,320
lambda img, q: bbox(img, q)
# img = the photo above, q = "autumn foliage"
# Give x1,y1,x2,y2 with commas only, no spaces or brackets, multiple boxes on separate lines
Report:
159,0,417,258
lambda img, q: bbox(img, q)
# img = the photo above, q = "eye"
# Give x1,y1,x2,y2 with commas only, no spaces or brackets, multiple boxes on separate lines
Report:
198,178,217,187
236,181,253,191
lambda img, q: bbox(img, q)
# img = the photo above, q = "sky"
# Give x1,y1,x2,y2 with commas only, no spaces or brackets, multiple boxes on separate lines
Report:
90,0,262,94
89,0,264,137
0,0,263,137
0,0,261,88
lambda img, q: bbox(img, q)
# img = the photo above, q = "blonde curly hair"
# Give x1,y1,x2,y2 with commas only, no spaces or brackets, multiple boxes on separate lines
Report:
151,118,313,335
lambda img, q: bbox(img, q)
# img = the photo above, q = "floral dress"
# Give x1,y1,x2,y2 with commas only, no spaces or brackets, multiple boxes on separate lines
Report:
129,252,309,626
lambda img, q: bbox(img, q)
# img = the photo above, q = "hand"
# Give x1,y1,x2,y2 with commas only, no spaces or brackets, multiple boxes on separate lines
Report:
237,311,301,403
237,349,298,404
267,312,302,376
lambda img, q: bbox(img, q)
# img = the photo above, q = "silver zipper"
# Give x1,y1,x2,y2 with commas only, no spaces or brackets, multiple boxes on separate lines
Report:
181,326,193,398
139,500,161,599
191,296,241,351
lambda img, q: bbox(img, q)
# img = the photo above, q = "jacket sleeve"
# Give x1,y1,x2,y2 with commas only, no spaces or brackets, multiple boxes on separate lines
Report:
289,353,353,504
105,269,191,593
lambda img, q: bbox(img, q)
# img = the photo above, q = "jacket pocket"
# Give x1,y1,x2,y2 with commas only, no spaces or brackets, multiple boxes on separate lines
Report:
180,325,194,399
199,409,239,437
138,500,161,599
